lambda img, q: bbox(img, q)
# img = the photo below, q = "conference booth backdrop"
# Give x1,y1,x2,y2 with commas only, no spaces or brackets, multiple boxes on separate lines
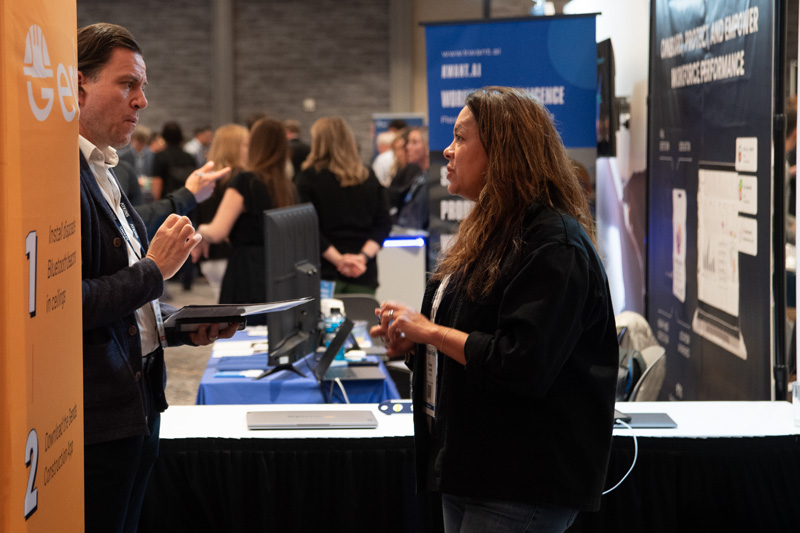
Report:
647,0,783,401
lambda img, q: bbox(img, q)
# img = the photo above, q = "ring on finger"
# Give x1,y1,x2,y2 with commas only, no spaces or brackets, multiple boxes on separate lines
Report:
388,309,394,319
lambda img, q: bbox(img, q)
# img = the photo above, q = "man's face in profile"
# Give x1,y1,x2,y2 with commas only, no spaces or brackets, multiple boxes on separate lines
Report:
78,48,148,150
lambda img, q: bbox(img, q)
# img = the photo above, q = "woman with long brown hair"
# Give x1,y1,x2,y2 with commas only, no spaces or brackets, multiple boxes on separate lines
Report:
195,124,249,291
295,116,391,295
195,118,297,307
371,87,618,532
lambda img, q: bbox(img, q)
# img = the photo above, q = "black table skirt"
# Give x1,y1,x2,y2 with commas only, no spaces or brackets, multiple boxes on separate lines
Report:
139,436,442,533
140,434,800,532
571,435,800,532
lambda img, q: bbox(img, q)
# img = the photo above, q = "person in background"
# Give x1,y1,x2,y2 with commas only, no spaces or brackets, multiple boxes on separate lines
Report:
246,111,268,131
117,125,154,177
151,122,198,200
371,118,407,187
284,118,311,177
295,116,391,296
152,121,203,290
386,127,421,217
392,126,430,230
194,123,249,293
148,131,165,154
370,86,618,532
183,125,214,167
371,129,397,186
194,118,297,312
77,22,237,533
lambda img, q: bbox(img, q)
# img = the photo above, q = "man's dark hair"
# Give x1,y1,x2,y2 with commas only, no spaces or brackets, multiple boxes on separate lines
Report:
388,119,407,130
77,23,142,81
161,122,184,146
246,112,268,131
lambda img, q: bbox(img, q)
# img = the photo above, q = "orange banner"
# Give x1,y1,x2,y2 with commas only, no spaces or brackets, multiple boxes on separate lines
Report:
0,1,83,531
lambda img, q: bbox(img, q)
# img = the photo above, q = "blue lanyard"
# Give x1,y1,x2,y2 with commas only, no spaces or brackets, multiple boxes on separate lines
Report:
112,198,145,260
108,189,168,348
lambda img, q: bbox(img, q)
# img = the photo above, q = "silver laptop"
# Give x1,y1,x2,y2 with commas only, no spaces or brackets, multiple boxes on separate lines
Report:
246,410,378,430
312,318,386,382
613,411,677,429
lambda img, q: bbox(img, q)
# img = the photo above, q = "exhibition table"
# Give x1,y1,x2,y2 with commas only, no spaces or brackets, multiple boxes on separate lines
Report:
140,402,800,532
572,402,800,532
140,404,428,533
195,329,400,405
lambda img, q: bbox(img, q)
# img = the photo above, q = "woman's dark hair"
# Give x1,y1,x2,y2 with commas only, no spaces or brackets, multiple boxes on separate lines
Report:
435,86,595,299
77,23,142,81
247,118,295,209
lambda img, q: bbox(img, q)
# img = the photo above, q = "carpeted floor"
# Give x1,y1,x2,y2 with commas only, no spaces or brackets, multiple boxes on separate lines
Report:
161,276,219,406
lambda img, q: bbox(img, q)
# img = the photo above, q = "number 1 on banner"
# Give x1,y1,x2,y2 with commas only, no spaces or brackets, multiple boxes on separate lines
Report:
25,231,37,317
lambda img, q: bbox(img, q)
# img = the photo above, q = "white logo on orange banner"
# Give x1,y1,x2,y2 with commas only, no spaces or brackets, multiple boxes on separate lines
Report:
24,25,54,121
23,24,78,122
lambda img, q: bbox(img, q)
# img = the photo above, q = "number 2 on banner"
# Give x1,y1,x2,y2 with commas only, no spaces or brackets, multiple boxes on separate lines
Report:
24,429,39,519
25,231,37,317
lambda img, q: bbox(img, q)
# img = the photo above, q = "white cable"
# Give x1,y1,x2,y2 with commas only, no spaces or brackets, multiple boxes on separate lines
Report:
602,419,638,495
334,377,350,404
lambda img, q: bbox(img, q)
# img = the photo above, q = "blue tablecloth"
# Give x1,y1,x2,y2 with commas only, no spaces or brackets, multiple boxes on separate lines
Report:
195,330,400,405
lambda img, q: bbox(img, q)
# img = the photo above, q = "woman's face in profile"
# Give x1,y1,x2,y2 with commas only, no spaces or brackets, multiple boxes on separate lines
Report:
443,106,488,201
406,130,427,167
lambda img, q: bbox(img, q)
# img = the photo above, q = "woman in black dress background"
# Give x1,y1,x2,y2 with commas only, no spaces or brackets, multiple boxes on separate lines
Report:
195,118,297,308
295,116,391,295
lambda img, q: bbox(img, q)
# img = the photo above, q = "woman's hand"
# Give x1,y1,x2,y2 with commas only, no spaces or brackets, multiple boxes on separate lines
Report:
191,237,210,263
369,300,468,365
369,301,435,358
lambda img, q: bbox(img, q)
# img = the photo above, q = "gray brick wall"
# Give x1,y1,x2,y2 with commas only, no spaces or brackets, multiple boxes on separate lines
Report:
78,0,391,162
233,0,390,161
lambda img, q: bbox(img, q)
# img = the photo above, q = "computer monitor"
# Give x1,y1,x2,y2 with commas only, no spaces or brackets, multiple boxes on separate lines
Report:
256,203,322,378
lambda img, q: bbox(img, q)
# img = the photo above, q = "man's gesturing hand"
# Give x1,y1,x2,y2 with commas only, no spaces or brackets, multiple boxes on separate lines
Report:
184,161,231,203
146,214,201,280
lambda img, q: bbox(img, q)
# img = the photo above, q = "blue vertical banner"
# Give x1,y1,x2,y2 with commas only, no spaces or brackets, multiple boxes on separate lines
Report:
424,16,597,262
425,16,597,151
648,0,774,400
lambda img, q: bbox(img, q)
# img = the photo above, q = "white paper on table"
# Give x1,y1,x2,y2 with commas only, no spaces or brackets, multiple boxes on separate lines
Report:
212,340,266,358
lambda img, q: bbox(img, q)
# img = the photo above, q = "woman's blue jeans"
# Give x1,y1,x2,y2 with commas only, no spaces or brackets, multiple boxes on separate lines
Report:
442,494,578,533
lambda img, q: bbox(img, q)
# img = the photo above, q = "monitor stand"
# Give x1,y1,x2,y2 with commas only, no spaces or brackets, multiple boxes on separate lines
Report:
254,363,305,380
253,331,310,380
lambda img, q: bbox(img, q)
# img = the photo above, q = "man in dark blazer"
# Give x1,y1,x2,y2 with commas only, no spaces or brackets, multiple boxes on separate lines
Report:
77,23,236,533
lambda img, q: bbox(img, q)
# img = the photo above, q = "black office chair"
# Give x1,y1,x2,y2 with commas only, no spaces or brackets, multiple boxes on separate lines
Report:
336,294,381,331
630,345,666,401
